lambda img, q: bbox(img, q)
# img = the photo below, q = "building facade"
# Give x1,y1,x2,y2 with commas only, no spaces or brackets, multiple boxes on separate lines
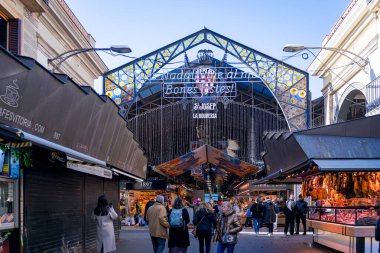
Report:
0,0,107,86
308,0,380,124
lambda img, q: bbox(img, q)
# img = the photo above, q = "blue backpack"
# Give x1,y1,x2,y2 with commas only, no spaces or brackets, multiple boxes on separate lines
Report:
170,208,184,228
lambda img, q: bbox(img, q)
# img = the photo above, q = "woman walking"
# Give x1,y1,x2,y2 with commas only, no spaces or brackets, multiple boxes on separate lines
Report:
92,195,118,253
262,197,278,236
168,197,190,253
193,202,216,253
214,201,242,253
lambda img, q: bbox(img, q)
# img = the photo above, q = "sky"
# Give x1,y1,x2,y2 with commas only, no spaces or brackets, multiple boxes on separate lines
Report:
65,0,351,99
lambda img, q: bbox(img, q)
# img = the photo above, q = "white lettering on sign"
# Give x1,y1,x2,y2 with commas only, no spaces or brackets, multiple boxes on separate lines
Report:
193,103,217,111
192,113,217,119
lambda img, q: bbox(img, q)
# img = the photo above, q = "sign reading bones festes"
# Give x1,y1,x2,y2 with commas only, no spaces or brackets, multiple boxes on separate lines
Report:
162,66,237,99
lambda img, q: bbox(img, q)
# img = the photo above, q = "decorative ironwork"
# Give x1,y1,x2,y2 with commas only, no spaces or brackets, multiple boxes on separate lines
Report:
104,28,309,130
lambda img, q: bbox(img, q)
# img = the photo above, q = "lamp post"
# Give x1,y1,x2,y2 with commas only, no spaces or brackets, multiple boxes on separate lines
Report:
48,45,132,72
283,44,368,73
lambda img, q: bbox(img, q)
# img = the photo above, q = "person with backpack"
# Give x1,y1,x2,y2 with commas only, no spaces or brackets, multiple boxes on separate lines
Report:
295,194,308,235
250,197,263,235
284,195,296,236
168,196,190,253
193,202,216,253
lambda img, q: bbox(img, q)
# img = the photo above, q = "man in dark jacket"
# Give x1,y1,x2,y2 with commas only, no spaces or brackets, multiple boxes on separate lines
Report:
295,194,308,235
250,197,263,235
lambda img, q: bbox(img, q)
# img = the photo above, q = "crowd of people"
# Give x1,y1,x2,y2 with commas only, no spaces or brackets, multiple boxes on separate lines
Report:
92,194,309,253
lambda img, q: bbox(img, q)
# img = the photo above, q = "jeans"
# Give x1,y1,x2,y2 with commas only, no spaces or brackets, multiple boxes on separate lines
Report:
151,236,166,253
296,214,307,234
217,242,235,253
197,230,212,253
253,218,261,233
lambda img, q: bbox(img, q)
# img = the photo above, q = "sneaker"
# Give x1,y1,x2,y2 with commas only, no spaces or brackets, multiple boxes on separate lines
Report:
295,232,299,235
267,233,272,236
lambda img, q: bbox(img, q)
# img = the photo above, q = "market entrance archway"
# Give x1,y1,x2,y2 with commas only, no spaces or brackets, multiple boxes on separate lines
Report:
104,28,309,131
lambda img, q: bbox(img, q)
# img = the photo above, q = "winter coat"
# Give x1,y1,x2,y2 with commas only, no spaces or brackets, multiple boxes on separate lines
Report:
168,208,190,248
296,199,308,215
92,207,118,253
146,202,170,239
262,202,278,224
214,209,242,243
284,200,296,216
144,200,155,222
193,208,217,232
250,202,264,219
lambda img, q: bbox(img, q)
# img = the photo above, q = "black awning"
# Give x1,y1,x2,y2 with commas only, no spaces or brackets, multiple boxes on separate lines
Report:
0,47,147,178
262,115,380,178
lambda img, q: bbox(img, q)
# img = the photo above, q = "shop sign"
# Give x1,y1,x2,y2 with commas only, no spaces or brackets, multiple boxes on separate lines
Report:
67,161,112,179
125,180,167,190
192,102,217,119
49,151,67,167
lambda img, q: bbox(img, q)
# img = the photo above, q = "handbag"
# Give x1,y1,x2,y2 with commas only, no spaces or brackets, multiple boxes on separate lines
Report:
192,215,206,236
222,233,237,245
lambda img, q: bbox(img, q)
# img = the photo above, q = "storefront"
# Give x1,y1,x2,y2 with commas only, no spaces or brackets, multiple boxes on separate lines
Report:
0,46,147,252
262,115,380,253
121,180,168,226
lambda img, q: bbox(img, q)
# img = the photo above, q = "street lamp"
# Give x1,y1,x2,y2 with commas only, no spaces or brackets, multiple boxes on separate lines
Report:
48,45,132,72
283,44,368,72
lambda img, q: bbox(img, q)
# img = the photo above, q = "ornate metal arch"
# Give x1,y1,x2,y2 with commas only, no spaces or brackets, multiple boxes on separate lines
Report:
103,28,309,130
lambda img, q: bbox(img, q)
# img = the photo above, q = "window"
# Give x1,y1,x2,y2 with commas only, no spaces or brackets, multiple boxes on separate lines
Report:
0,11,21,55
0,181,15,228
0,14,7,49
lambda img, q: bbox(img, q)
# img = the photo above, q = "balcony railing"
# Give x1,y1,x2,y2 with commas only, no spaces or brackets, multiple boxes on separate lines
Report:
366,75,380,112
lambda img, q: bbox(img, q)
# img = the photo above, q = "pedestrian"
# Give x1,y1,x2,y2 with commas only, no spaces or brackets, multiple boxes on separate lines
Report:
244,205,252,228
144,198,156,225
210,199,219,216
92,195,118,253
146,195,170,253
168,196,190,253
193,202,216,253
250,197,263,235
232,199,242,219
284,195,296,236
295,194,308,235
214,200,242,253
262,197,278,236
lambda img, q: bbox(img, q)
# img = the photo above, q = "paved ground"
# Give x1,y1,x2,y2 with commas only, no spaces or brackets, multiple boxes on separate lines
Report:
116,227,333,253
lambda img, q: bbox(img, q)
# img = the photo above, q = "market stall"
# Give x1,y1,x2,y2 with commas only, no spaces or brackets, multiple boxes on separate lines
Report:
262,115,380,253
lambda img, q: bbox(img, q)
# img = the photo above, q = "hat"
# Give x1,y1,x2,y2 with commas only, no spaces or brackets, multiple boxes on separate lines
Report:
156,195,164,204
197,198,201,202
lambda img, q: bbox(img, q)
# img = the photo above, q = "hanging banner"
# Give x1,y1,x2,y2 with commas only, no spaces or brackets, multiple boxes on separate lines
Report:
67,161,112,179
10,149,19,179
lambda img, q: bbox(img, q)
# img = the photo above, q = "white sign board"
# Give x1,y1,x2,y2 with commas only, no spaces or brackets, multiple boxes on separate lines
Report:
67,161,112,179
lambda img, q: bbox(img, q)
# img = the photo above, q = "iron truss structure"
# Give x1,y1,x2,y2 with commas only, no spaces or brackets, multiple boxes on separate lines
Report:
103,28,309,130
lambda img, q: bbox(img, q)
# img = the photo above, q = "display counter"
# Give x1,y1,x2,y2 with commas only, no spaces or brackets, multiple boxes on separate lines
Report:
307,207,379,253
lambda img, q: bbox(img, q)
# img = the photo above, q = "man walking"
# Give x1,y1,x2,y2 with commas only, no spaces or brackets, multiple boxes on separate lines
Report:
250,197,263,235
295,194,308,235
146,195,170,253
284,195,296,235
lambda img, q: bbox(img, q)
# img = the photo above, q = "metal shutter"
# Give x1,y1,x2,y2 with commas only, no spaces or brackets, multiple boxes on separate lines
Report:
84,174,104,252
103,178,120,240
24,166,84,253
